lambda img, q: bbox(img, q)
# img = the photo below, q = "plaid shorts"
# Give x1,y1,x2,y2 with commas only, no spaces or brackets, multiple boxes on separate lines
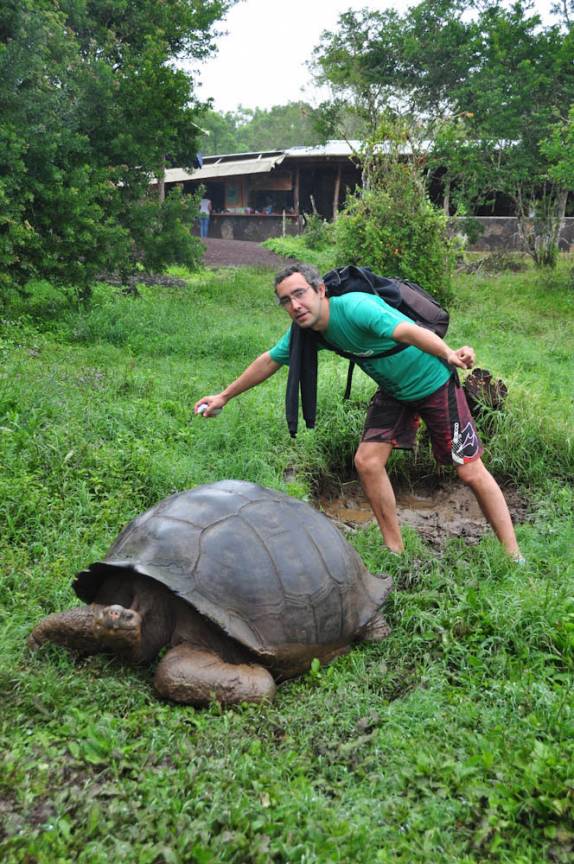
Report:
362,375,483,466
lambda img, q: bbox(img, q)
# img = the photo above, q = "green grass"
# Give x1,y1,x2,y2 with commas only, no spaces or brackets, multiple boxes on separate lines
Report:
263,235,336,273
1,256,573,863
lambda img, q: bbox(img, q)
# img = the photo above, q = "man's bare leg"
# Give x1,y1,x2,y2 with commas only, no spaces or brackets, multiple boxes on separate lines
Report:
355,441,404,553
456,458,521,557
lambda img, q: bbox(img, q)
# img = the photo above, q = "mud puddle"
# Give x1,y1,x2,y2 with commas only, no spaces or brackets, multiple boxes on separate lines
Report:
318,478,528,549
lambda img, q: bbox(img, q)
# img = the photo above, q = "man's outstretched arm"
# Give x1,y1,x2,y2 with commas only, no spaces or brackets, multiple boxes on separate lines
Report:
194,352,282,417
392,322,475,369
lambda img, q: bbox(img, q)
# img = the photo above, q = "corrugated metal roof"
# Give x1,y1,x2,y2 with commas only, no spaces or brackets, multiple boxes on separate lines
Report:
285,140,362,158
161,168,195,183
193,154,285,179
201,149,284,162
160,154,285,184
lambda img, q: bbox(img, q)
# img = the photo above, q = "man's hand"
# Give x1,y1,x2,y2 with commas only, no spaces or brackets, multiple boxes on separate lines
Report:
194,353,281,420
446,346,475,369
194,394,226,417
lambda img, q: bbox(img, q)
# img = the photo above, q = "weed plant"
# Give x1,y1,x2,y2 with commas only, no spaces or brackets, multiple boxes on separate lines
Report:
1,257,573,863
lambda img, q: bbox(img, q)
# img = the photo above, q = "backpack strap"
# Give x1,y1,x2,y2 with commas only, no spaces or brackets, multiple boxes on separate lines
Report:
316,331,409,402
316,331,409,361
344,361,355,400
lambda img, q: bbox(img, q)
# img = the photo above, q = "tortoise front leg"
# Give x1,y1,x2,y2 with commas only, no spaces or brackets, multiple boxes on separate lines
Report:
29,603,153,664
154,645,277,705
28,605,105,654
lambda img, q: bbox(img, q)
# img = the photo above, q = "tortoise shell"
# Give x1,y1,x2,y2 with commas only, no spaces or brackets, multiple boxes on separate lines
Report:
74,480,391,662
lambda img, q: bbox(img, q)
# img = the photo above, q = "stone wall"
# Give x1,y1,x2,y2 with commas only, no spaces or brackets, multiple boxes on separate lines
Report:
208,214,299,241
202,214,574,251
453,217,574,252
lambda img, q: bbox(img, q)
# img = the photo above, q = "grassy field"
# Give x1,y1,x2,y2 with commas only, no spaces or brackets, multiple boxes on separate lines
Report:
1,255,573,863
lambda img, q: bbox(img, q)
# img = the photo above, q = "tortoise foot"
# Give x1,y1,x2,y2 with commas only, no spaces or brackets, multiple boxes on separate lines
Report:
358,610,392,642
154,645,277,706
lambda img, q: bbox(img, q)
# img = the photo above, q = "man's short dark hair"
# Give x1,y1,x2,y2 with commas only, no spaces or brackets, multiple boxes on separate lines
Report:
274,263,323,293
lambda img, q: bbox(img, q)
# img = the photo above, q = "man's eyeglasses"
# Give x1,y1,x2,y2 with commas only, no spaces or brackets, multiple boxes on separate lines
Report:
276,285,310,308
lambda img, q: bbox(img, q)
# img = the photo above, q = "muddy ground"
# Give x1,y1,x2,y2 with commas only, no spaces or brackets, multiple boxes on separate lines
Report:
319,478,529,550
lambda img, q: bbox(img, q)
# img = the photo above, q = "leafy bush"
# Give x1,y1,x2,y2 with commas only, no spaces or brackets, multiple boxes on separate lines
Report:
334,122,454,306
302,213,335,250
335,171,454,307
125,186,204,277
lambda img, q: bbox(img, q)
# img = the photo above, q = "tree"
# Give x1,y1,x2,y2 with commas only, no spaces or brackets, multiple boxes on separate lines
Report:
197,102,326,156
196,110,244,155
0,1,126,299
541,105,574,189
0,0,234,301
311,7,411,132
441,2,574,265
313,1,574,267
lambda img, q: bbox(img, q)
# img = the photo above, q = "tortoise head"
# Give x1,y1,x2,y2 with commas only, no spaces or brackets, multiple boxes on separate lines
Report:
93,605,143,656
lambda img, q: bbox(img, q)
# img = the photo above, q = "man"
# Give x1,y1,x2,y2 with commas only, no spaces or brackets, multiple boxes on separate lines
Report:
195,263,523,561
198,196,212,239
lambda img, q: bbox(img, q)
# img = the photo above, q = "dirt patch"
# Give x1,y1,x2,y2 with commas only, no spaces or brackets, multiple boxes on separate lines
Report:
100,272,190,289
318,478,528,549
99,239,292,291
201,237,291,269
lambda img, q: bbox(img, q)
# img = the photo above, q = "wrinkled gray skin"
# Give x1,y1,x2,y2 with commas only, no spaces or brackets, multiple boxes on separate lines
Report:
29,481,392,705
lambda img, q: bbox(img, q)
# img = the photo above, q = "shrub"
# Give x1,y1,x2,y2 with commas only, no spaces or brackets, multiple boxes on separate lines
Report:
302,214,335,250
334,131,454,307
126,186,204,278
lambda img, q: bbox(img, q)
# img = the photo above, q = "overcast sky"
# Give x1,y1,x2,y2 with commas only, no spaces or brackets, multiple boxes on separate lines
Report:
186,0,557,114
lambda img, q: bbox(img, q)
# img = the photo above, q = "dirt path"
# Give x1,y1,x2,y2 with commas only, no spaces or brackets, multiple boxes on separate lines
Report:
201,238,292,269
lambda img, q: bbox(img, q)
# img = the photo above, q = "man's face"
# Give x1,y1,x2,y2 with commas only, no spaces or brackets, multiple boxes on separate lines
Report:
275,273,326,329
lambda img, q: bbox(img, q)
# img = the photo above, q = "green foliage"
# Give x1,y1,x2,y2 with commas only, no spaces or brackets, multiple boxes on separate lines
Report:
313,1,574,269
334,124,454,305
126,187,204,277
0,262,573,862
262,235,336,273
311,7,409,130
425,114,491,217
301,214,335,250
0,0,233,301
542,105,574,190
197,102,324,155
335,186,453,305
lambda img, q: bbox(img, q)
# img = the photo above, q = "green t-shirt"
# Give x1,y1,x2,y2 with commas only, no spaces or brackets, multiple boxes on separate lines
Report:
268,293,451,401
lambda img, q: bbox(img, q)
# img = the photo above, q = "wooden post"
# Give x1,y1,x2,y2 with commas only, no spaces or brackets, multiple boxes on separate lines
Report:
332,164,342,220
294,167,300,216
158,157,166,203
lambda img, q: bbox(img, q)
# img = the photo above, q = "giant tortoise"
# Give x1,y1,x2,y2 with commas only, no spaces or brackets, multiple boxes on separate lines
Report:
29,480,392,705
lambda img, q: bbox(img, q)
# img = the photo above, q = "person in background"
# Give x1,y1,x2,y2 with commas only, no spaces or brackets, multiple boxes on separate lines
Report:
199,196,212,239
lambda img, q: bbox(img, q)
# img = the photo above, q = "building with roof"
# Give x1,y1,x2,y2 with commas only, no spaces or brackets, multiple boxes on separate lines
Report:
153,141,574,250
153,141,362,241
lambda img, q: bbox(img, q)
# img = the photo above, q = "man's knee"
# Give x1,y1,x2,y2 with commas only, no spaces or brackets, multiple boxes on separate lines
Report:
354,442,391,476
456,457,488,487
354,446,369,475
